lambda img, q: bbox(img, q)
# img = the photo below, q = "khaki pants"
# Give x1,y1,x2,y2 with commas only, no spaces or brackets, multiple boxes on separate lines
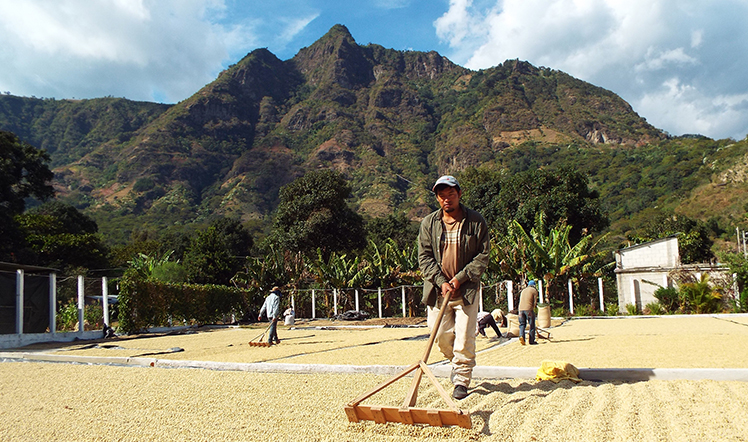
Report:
427,298,478,388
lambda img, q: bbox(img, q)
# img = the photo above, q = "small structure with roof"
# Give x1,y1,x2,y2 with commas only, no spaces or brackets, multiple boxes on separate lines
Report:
614,236,679,312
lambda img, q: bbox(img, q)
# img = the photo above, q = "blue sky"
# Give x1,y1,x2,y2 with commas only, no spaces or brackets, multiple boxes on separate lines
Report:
2,0,748,140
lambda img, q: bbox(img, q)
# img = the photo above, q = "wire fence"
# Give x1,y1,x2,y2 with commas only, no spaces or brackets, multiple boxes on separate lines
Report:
2,268,621,338
282,278,617,319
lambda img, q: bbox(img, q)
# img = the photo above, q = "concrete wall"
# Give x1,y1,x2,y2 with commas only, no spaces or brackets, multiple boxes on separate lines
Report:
616,237,680,270
616,269,670,312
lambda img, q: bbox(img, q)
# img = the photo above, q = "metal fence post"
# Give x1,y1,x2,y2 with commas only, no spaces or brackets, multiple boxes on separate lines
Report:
77,275,85,335
102,276,109,327
478,284,484,312
401,286,406,317
507,281,514,312
49,273,57,334
538,280,544,304
378,288,382,319
16,270,24,334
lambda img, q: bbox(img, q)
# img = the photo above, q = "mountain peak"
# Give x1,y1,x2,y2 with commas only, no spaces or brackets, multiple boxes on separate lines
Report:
290,24,373,88
323,24,354,41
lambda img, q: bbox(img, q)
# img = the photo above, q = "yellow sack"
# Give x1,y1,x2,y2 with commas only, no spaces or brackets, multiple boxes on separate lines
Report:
536,360,582,383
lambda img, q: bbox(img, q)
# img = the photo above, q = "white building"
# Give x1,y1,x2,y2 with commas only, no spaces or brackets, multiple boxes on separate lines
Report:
614,236,735,312
614,236,679,312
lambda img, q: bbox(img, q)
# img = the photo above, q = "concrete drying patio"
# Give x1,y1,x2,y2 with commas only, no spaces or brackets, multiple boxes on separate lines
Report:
3,314,748,381
2,314,748,441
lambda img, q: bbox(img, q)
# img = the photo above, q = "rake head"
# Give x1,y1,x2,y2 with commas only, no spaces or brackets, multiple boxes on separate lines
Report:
344,295,472,429
248,341,273,347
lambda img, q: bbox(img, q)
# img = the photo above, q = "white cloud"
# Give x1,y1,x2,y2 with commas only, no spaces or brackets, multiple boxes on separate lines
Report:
276,14,321,48
690,29,703,48
635,47,698,73
0,0,315,103
434,0,748,139
637,79,748,139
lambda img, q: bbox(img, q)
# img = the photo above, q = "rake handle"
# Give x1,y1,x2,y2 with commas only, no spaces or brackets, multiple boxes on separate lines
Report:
421,292,452,363
403,292,453,408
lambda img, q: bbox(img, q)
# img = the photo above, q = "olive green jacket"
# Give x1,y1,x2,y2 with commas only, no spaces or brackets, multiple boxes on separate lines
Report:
418,204,490,307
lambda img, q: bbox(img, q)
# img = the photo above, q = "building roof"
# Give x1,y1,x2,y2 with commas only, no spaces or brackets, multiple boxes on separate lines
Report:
615,235,678,255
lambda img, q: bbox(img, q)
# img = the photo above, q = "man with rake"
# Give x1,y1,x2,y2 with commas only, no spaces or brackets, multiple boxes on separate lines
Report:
418,175,490,400
258,286,283,345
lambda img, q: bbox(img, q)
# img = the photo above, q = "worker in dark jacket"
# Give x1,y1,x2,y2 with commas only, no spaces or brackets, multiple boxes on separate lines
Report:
418,175,490,400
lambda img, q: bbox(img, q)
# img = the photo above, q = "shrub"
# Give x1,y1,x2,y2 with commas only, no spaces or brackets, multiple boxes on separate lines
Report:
85,305,103,328
56,301,78,331
605,302,619,316
551,307,567,317
573,304,591,317
151,261,188,283
56,301,104,331
625,303,639,315
117,269,251,334
645,301,665,315
678,274,723,314
654,286,680,313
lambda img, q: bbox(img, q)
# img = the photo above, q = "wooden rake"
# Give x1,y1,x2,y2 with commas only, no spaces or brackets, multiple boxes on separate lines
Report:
344,294,472,429
248,324,273,347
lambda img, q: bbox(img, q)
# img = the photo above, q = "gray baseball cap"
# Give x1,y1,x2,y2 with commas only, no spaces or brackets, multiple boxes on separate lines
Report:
432,175,459,191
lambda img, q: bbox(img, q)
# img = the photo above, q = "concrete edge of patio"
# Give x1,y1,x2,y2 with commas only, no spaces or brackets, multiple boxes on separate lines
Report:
3,351,748,382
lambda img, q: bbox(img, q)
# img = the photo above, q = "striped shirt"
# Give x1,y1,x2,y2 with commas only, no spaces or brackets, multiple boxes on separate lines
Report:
441,217,463,286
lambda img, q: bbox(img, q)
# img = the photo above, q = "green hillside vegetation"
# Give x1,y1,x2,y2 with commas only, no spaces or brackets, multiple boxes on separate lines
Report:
0,94,169,166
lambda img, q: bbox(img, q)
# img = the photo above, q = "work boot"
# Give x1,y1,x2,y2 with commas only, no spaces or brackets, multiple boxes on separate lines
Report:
453,385,468,400
519,336,526,345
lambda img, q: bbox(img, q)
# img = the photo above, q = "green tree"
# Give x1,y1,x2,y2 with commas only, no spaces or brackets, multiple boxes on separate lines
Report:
362,238,419,288
308,248,367,290
719,252,748,312
271,170,366,258
460,166,608,243
0,131,55,261
676,273,723,314
127,251,187,283
182,217,253,285
508,212,611,305
629,212,714,264
365,212,418,250
16,201,109,270
232,245,308,293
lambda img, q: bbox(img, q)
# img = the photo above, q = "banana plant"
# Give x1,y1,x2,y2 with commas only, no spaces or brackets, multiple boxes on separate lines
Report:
363,239,419,288
127,251,175,278
231,245,306,292
308,248,368,289
509,212,610,302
